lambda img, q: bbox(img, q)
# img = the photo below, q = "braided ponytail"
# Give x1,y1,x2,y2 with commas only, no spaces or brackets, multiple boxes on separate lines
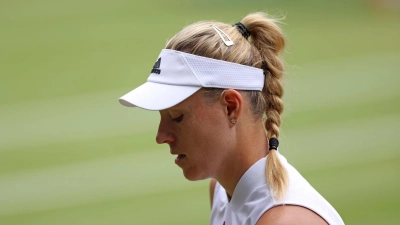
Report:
242,13,288,199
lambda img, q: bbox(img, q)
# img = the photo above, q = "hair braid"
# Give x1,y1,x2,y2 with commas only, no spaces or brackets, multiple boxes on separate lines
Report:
242,12,288,199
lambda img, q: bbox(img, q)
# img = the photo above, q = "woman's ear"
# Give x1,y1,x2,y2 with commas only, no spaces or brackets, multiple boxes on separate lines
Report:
220,89,243,121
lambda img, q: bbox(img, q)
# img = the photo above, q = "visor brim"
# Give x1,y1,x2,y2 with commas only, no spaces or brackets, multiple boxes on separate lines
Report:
119,82,201,110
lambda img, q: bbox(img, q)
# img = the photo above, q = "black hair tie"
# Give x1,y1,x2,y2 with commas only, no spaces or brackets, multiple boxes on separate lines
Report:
233,22,250,40
269,138,279,150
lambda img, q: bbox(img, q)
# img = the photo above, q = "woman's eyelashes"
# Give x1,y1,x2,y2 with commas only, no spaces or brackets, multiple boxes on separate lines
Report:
172,114,184,123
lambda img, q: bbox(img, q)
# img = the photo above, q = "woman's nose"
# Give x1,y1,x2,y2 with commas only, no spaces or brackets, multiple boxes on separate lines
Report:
155,120,175,144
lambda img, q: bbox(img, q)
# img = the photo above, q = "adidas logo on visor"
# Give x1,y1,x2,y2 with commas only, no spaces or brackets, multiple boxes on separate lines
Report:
151,58,161,74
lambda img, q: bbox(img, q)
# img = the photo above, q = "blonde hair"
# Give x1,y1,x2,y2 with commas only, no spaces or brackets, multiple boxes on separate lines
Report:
166,12,288,199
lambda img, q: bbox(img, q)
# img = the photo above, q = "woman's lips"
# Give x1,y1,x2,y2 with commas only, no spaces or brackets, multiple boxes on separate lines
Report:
175,154,186,165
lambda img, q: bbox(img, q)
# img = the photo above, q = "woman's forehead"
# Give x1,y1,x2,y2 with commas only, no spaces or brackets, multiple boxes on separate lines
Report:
162,91,205,112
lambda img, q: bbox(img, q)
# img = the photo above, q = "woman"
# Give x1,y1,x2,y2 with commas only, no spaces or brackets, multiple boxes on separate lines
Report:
119,12,344,225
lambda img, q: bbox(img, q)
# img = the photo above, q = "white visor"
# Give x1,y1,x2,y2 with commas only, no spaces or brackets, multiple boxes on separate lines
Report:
119,49,264,110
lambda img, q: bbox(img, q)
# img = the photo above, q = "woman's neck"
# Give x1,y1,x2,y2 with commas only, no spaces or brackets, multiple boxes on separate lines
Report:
215,123,268,198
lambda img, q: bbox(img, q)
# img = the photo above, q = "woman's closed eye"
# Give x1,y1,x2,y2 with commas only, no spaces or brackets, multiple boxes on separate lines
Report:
172,114,184,123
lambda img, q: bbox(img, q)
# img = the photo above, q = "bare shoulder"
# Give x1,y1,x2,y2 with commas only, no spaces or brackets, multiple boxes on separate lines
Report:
209,178,217,209
256,205,328,225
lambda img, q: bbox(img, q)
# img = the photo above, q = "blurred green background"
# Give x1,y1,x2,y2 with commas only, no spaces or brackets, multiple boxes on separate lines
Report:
1,0,399,224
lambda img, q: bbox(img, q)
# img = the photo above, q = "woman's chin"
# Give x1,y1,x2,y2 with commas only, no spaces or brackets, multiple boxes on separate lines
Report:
182,169,208,181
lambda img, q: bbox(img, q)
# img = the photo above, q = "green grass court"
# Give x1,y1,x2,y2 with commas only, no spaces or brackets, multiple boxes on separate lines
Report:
1,0,399,224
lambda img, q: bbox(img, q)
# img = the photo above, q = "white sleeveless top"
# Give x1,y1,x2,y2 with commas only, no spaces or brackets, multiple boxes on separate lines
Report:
210,154,344,225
